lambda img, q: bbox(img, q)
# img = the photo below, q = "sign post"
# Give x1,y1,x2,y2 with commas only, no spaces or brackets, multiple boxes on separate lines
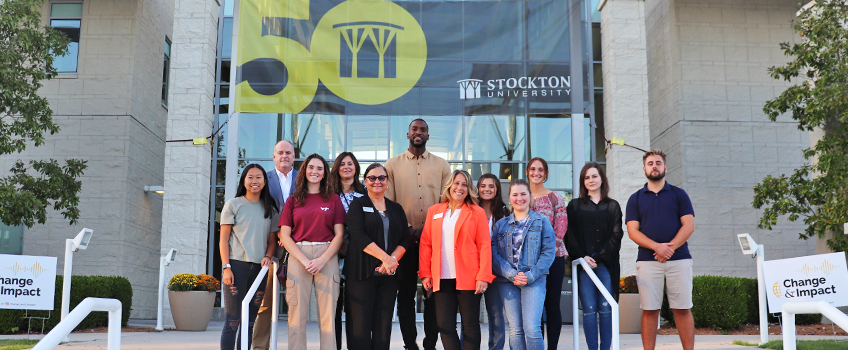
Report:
0,254,58,310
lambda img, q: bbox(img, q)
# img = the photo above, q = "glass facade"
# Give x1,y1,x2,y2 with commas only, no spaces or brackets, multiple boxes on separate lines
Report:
207,0,606,287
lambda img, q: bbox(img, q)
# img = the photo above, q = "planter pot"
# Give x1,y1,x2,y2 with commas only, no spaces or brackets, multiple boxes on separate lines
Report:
619,293,642,334
168,290,216,331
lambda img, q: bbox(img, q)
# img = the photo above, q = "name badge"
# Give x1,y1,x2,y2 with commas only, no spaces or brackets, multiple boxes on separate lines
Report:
363,207,375,213
433,213,443,220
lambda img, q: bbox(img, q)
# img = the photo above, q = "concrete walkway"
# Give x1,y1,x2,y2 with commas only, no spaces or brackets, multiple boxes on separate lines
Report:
3,320,847,350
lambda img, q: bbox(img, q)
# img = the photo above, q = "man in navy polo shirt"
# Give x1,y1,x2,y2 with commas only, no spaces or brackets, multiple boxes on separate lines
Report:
625,149,695,350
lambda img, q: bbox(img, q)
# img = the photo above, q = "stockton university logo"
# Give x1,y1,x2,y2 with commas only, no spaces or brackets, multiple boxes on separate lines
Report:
235,0,427,113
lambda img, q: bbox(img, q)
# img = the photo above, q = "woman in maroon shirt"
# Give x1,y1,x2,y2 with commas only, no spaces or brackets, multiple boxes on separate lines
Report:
278,153,346,350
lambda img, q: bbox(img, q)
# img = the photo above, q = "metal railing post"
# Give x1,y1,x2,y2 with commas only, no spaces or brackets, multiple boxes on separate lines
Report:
782,301,848,350
572,259,580,350
241,265,269,350
34,298,122,350
270,260,279,350
572,257,620,350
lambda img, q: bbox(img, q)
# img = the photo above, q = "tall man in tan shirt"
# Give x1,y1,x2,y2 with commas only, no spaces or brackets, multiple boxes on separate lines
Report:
385,118,452,350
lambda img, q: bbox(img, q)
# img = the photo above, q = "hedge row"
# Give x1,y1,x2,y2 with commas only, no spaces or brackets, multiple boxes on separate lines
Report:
0,275,133,334
660,276,820,330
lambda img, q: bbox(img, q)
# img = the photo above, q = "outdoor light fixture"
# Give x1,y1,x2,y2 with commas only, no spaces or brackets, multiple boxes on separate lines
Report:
62,228,94,323
156,248,178,330
737,233,757,256
144,186,165,194
737,233,767,345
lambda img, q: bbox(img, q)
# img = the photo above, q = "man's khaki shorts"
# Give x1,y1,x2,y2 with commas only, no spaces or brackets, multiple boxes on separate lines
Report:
635,259,693,310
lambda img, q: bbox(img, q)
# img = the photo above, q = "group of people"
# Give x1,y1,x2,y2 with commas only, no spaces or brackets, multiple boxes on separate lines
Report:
218,118,696,350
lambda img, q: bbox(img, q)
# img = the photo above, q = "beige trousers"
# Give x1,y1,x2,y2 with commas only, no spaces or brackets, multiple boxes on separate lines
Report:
286,243,340,350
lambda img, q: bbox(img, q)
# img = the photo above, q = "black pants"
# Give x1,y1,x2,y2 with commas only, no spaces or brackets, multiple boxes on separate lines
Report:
335,276,345,350
397,243,438,350
434,279,482,350
345,275,399,350
221,259,266,350
543,256,566,350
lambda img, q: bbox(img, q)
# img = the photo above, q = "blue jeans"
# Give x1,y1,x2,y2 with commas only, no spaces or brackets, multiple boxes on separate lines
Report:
499,276,546,350
578,263,613,350
484,283,505,350
221,260,266,350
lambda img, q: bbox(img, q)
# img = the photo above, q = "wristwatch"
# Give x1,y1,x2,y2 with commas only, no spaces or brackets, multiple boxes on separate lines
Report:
222,264,232,270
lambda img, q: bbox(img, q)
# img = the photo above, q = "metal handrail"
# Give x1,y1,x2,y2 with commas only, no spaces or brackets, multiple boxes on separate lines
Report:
782,301,848,350
571,258,620,350
34,298,122,350
241,260,279,350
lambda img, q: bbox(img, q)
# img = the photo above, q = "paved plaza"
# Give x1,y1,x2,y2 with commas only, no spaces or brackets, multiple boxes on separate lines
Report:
5,320,846,350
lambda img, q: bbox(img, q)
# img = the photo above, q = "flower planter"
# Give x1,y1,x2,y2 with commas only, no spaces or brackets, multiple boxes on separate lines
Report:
619,293,642,334
168,290,216,331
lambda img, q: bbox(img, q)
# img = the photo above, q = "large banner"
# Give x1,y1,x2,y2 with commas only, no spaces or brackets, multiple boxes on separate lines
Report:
0,254,58,310
234,0,580,115
762,252,848,312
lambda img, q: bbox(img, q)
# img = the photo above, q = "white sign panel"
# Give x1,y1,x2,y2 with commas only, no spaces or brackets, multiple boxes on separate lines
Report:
0,254,58,310
762,252,848,311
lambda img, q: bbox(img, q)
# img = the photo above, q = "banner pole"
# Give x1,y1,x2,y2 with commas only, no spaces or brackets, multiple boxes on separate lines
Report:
223,0,242,204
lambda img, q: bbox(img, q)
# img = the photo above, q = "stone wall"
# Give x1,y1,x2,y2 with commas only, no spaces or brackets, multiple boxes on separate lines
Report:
643,0,815,277
3,0,173,318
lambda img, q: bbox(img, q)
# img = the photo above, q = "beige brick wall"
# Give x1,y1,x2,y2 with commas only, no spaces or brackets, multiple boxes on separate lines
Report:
2,0,174,318
643,0,814,277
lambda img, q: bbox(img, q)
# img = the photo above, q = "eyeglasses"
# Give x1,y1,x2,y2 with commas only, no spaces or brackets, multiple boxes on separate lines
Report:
366,175,388,182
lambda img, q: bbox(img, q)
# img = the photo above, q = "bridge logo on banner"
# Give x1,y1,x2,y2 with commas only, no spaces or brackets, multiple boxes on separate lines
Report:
762,252,848,311
0,254,58,310
235,0,427,113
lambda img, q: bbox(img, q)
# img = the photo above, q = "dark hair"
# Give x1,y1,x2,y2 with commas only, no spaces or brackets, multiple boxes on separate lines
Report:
293,153,331,205
408,118,428,130
363,162,387,179
508,179,533,212
642,149,667,165
526,157,549,182
579,162,611,203
329,152,365,194
477,173,507,222
235,164,278,218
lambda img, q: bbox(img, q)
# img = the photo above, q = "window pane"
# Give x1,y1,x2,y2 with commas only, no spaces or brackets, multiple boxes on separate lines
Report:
540,163,573,191
585,116,591,162
348,115,389,161
51,3,82,18
465,115,526,162
528,114,571,162
467,162,524,184
593,63,603,88
284,114,345,160
239,113,284,159
594,91,605,162
390,116,462,161
527,0,569,61
0,224,24,255
591,0,601,22
592,24,601,60
222,18,233,58
220,60,231,83
53,42,79,73
215,120,227,158
223,0,234,16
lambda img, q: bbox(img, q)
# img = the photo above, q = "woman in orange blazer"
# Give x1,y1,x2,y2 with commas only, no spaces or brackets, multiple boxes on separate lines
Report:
419,169,495,350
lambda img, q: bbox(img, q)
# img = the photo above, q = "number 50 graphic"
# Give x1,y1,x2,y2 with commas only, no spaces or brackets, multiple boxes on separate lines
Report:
235,0,428,113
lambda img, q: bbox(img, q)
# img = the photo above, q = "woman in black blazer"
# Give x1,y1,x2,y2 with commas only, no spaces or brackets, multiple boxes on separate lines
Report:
344,163,410,350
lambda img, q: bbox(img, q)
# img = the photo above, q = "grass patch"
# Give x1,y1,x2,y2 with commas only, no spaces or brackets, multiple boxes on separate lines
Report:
757,340,848,350
734,340,760,346
0,339,39,350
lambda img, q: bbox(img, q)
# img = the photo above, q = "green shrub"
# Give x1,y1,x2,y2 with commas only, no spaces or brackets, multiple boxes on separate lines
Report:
0,275,133,334
661,275,822,330
662,275,748,330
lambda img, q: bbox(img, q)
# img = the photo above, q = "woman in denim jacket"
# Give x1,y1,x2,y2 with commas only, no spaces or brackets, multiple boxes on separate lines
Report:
491,179,556,350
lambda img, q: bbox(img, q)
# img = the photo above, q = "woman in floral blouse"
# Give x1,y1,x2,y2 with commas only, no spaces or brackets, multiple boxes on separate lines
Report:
526,157,568,350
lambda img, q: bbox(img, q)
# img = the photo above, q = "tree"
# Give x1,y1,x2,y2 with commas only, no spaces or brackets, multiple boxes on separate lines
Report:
0,0,87,228
752,0,848,252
